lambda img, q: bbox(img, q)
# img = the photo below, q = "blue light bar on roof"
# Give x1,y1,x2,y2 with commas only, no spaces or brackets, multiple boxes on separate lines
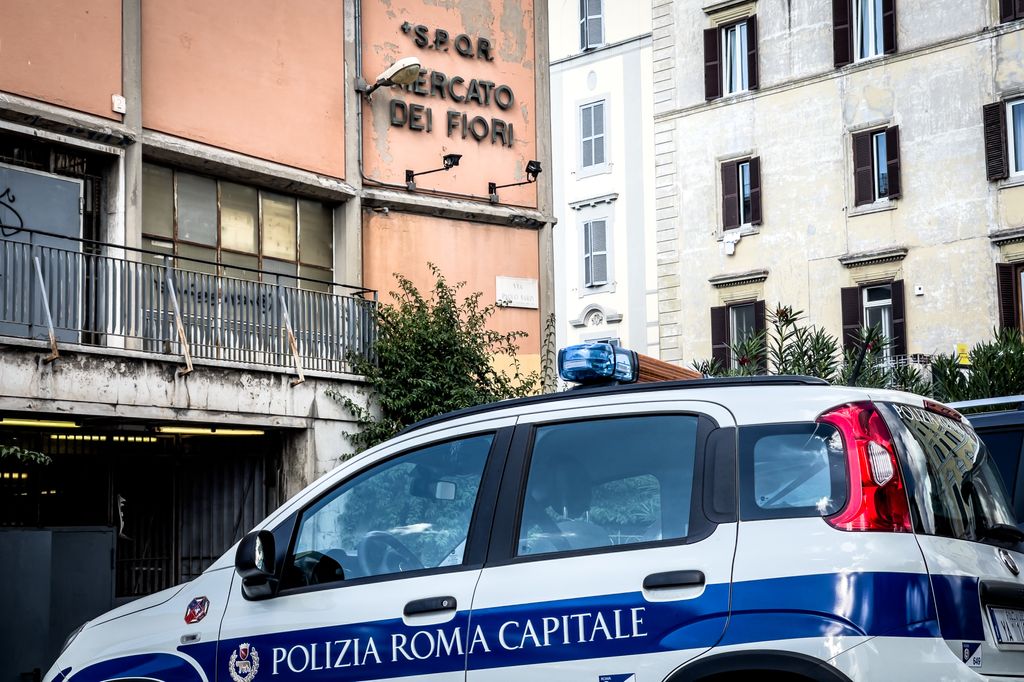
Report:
558,343,639,385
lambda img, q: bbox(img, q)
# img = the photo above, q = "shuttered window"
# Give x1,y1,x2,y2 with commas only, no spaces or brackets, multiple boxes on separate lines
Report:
840,281,906,356
833,0,896,67
704,16,759,101
579,0,604,50
710,301,766,369
1000,0,1024,24
580,101,606,169
722,156,762,229
583,219,608,287
997,263,1022,331
852,126,901,206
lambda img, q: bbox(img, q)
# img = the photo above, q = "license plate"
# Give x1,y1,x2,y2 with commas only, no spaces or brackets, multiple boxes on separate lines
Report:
990,607,1024,644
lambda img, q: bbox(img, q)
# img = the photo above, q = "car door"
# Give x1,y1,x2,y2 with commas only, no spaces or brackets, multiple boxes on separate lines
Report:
215,420,512,682
880,401,1024,677
466,399,738,682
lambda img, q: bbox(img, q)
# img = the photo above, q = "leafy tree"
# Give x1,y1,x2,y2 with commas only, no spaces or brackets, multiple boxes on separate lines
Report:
931,328,1024,402
0,444,50,465
335,265,541,451
693,304,928,394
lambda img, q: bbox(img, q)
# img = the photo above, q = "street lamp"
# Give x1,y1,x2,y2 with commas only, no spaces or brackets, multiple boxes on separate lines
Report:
360,56,422,100
405,153,462,191
488,160,542,203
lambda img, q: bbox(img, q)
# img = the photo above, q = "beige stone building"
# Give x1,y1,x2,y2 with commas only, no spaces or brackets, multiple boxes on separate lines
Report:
653,0,1024,369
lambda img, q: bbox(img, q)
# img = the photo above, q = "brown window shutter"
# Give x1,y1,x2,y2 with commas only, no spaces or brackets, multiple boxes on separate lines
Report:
832,0,853,67
885,126,902,199
754,300,767,372
998,263,1020,330
841,286,863,351
984,102,1009,182
852,131,875,206
747,16,759,90
1002,0,1017,23
704,27,722,101
882,0,897,55
890,280,907,357
711,305,730,366
749,156,763,225
721,161,740,229
1017,0,1024,20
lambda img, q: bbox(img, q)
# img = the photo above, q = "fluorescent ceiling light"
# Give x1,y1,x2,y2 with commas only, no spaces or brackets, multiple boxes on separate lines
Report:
156,426,265,436
2,418,78,429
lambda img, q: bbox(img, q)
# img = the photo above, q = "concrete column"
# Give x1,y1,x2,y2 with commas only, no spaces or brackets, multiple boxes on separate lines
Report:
341,0,364,289
534,0,557,386
122,0,143,250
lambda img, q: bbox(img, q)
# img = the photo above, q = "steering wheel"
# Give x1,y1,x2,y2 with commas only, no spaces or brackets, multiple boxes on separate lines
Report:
357,531,423,576
290,550,344,586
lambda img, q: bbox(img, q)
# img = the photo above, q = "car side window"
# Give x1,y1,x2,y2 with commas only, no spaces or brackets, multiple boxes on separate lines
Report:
517,415,699,557
738,422,847,520
283,433,493,588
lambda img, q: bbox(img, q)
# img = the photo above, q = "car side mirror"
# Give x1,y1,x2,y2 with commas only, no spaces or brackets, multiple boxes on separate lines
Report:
235,530,277,600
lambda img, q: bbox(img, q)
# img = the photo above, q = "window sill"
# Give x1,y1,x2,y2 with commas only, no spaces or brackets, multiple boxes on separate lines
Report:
849,199,896,217
576,165,613,180
716,224,759,241
579,283,616,297
999,175,1024,190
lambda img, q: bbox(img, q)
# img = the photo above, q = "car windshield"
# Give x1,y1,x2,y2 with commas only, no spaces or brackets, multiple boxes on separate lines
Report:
879,402,1017,543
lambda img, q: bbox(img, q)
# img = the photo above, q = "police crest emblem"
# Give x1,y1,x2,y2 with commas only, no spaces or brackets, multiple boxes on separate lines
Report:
228,642,260,682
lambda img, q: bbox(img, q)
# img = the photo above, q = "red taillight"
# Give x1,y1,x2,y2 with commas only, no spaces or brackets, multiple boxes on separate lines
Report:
817,402,912,533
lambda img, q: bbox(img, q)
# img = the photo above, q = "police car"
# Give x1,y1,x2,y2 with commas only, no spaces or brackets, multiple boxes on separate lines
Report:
46,343,1024,681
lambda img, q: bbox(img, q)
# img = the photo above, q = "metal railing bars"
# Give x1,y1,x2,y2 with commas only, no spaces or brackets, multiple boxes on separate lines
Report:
0,235,377,375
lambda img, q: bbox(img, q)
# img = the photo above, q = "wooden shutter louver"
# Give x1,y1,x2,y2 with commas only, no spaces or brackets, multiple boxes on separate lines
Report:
592,220,608,285
1016,0,1024,20
748,156,762,225
746,16,759,90
721,161,740,229
754,300,767,371
841,286,863,351
852,131,875,206
711,306,730,367
984,102,1009,182
885,126,902,199
579,0,588,49
881,0,897,55
704,27,722,101
1001,0,1016,23
890,280,907,357
832,0,853,67
998,263,1019,330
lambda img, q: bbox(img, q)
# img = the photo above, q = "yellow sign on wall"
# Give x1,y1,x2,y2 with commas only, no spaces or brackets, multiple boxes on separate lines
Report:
955,343,971,365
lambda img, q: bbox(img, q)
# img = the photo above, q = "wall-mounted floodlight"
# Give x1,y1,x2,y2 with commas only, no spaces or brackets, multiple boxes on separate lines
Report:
405,153,462,191
361,56,422,100
488,160,542,203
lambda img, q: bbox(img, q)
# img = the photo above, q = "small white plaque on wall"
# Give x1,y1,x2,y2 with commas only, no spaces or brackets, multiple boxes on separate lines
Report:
496,276,539,309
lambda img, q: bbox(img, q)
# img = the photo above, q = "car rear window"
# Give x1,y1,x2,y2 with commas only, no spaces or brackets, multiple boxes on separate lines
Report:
878,402,1017,541
738,422,848,520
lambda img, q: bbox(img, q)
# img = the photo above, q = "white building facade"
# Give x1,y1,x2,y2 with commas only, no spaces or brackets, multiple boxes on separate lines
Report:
654,0,1024,369
550,0,659,355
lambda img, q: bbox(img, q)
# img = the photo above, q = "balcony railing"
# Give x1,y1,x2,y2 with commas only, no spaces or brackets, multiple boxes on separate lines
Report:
0,229,377,375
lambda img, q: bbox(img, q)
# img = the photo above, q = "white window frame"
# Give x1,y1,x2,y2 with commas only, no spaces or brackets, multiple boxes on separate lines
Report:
853,0,884,62
583,218,609,288
721,21,749,96
871,131,888,200
1008,98,1024,178
862,284,894,360
579,0,604,51
579,100,608,172
729,302,756,369
738,160,752,225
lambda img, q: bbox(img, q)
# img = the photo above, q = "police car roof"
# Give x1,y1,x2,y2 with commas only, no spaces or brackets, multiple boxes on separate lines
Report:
399,375,830,436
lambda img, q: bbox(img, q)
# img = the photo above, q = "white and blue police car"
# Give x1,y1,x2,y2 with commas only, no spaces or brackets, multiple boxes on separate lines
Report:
46,343,1024,681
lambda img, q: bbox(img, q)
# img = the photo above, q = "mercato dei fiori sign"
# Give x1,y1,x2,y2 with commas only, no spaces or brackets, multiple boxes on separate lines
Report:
388,22,519,148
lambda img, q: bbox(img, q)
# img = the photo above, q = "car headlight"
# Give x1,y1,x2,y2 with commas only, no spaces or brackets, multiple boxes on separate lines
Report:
60,621,87,655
